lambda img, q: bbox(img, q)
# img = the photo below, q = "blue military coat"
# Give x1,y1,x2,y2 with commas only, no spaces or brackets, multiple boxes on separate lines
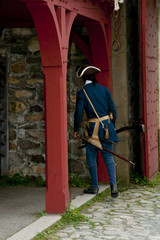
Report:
74,82,118,143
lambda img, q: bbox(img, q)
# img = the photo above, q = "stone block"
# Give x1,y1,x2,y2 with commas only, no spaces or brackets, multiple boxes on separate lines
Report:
68,140,83,156
12,28,33,36
8,114,25,124
37,89,44,101
73,161,85,174
28,37,40,53
9,101,26,113
26,56,41,64
18,129,26,138
70,93,76,103
9,142,16,150
22,124,37,129
8,77,21,84
31,165,45,175
27,148,43,155
15,90,32,98
30,65,42,73
28,99,35,105
0,48,7,56
25,113,44,122
18,140,40,151
10,61,26,73
22,167,30,176
8,169,20,176
30,155,45,163
26,79,44,85
9,129,16,141
30,105,43,113
8,152,24,166
27,131,45,141
10,44,28,54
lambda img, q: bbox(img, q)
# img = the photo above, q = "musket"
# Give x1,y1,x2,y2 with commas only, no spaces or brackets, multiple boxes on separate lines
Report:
116,124,145,134
78,136,135,166
77,123,145,166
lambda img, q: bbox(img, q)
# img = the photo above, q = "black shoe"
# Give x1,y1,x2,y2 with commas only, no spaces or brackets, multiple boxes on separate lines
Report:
84,186,99,194
110,183,119,198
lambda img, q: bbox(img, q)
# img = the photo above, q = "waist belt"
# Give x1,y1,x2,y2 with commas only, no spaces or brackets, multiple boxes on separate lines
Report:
88,115,110,124
85,115,110,150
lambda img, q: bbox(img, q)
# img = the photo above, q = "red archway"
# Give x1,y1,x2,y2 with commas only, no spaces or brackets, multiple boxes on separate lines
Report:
23,0,113,213
71,20,112,183
0,0,113,213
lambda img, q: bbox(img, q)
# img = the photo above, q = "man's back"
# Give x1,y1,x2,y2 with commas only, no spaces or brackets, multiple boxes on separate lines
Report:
80,83,116,120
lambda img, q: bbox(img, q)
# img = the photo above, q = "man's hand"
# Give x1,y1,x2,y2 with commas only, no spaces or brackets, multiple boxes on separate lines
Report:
73,132,79,139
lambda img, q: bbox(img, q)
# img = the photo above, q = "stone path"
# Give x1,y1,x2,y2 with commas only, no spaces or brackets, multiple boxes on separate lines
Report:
54,185,160,240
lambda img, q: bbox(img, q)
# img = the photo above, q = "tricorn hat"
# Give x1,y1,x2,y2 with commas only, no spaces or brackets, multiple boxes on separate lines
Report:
76,65,101,78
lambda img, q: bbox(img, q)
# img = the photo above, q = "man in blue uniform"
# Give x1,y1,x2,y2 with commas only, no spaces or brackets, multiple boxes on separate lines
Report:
73,65,118,198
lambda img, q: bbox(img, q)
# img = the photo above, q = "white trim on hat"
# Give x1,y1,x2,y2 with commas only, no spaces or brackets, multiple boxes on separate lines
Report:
76,66,101,78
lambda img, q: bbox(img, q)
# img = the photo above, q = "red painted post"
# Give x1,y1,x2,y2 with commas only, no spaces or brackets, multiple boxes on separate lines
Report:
24,1,70,213
44,66,69,213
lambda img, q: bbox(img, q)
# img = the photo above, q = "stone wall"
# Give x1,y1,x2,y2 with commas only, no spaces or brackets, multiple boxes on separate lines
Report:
67,40,89,178
0,28,45,179
0,28,89,180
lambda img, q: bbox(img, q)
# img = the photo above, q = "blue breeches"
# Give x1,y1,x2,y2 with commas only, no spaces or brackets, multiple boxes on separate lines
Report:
86,141,117,187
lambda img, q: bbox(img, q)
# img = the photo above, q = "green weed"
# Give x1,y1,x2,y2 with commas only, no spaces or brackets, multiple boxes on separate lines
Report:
69,175,90,187
89,221,96,229
36,209,47,218
0,173,46,187
32,206,89,240
131,172,160,187
130,173,157,187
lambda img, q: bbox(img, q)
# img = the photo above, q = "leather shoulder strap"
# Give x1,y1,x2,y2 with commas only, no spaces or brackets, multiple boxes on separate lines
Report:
83,88,104,127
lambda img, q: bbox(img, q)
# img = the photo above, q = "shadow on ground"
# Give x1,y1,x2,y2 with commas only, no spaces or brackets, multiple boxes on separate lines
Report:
0,186,84,240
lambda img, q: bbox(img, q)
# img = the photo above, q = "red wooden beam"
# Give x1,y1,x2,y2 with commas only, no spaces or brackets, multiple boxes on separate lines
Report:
23,0,77,213
52,0,109,24
44,66,69,213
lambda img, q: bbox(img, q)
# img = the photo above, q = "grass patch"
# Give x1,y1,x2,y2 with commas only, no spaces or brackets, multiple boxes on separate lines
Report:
69,175,90,187
130,172,160,187
32,206,89,240
0,173,46,187
89,221,96,229
36,209,47,218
